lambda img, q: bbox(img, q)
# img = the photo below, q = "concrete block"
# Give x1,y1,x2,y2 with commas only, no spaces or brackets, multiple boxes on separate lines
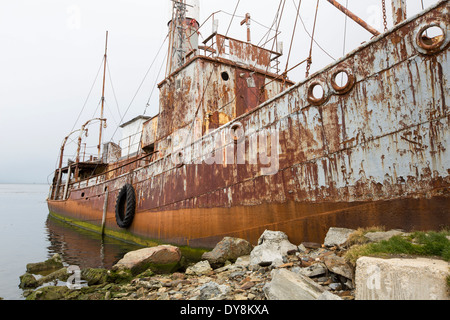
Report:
355,257,450,300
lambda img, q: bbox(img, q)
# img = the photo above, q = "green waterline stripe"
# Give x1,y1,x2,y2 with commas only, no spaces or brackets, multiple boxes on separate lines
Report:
48,211,208,261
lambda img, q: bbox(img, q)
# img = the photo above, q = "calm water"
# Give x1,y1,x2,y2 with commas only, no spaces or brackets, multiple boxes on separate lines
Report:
0,184,143,300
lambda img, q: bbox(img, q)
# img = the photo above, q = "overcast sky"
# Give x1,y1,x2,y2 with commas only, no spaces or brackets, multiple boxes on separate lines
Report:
0,0,438,184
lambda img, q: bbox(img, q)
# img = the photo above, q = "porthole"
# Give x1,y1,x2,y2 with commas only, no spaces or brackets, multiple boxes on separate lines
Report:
330,69,355,95
230,122,244,144
221,71,230,81
415,22,448,55
307,82,328,106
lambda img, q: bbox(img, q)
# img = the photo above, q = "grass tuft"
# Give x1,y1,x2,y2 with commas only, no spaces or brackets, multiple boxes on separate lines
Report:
345,230,450,265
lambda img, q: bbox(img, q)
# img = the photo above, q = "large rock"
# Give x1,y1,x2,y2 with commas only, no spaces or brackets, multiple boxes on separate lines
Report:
113,245,181,275
263,269,341,300
26,254,64,274
250,230,298,267
202,237,253,268
323,227,355,247
355,257,450,300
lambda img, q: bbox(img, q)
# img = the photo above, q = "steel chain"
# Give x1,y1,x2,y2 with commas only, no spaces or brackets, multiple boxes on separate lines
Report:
382,0,388,31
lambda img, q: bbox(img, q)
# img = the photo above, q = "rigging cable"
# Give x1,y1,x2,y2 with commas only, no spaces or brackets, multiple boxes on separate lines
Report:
107,60,122,120
143,49,168,116
262,0,286,83
70,57,105,132
292,0,335,61
181,0,241,149
256,1,285,49
343,0,349,56
305,0,320,78
285,0,302,75
108,34,169,143
339,0,349,87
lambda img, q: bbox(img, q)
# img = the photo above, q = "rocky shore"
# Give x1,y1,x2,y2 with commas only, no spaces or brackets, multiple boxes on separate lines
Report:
18,227,450,300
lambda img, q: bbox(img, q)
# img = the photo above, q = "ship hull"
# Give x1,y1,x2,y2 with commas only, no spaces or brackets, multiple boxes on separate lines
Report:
48,196,448,248
48,1,450,249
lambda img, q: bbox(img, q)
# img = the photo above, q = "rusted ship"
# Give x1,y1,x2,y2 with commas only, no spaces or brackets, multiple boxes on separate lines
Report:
48,0,450,249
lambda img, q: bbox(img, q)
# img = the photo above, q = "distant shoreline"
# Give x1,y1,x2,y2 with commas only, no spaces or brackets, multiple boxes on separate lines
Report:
0,183,48,185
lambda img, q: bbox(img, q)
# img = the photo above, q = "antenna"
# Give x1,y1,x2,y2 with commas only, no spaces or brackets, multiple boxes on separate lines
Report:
166,0,199,76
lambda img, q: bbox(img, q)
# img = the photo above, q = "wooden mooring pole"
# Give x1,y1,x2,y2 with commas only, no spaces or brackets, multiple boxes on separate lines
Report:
101,190,109,236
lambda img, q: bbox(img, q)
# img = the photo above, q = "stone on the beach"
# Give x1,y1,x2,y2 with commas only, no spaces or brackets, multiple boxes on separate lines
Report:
364,230,404,243
323,227,356,247
193,281,231,300
250,230,298,267
26,285,71,301
81,268,108,286
202,237,253,268
324,254,353,280
234,255,250,268
264,269,341,300
113,245,181,275
292,263,327,278
35,268,69,287
26,253,64,274
19,273,38,289
185,260,213,276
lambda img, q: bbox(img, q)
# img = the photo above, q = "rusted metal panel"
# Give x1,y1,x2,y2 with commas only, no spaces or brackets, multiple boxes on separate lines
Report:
141,116,159,150
215,34,273,70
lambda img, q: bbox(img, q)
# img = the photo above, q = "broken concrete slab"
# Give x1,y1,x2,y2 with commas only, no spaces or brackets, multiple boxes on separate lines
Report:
323,227,356,247
263,269,341,300
355,257,450,300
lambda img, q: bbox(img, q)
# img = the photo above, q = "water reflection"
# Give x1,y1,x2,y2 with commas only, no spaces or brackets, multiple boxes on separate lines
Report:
45,215,144,270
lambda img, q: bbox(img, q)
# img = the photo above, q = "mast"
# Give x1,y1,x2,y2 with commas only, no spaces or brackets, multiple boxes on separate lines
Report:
98,31,109,160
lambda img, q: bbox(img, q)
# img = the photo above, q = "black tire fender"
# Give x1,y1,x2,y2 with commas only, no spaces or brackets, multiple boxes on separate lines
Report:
115,184,136,229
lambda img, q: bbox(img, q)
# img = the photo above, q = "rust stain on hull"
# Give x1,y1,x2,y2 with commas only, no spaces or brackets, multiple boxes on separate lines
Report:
48,197,449,248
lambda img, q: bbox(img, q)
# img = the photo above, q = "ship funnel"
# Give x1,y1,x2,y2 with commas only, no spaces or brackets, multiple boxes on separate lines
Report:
166,0,200,76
